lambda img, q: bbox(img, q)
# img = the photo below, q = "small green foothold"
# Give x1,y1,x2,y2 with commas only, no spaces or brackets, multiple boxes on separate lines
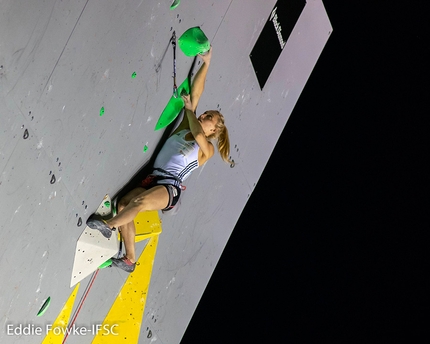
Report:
99,259,112,269
170,0,181,10
132,72,137,79
100,107,105,116
143,145,148,152
104,201,111,208
37,297,51,317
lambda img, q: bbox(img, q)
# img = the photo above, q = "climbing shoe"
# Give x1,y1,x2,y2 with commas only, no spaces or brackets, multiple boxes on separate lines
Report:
86,214,112,239
111,256,136,273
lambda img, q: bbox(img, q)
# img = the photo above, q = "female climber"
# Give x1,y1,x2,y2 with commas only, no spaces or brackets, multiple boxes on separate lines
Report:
86,47,231,272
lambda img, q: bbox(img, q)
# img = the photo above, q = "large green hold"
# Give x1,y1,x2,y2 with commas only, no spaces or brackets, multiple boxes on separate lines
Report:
154,78,191,131
178,27,210,57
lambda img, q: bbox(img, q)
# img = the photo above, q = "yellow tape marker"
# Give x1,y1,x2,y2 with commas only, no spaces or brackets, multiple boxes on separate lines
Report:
42,283,80,343
92,234,159,343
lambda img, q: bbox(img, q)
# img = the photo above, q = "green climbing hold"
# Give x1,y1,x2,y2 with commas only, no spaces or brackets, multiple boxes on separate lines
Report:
170,0,180,10
143,145,149,152
37,297,51,317
99,259,112,269
104,201,111,208
178,27,210,57
154,78,191,131
100,107,105,116
132,72,137,79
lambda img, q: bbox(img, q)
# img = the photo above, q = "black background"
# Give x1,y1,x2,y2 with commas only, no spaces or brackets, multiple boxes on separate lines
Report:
182,1,428,343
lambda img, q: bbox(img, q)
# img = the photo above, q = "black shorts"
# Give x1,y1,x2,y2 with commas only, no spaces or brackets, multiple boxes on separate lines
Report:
140,175,181,212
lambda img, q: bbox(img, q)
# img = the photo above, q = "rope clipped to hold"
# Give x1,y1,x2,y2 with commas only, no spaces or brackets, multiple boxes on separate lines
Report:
155,30,177,74
172,31,178,98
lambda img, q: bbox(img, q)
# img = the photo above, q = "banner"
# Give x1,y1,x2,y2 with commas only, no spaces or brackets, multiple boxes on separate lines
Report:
250,0,306,89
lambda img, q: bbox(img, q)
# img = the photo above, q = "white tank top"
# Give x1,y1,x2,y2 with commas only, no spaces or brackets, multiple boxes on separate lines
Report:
153,129,200,182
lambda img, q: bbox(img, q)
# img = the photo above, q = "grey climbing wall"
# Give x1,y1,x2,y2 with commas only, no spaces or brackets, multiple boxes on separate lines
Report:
0,0,332,342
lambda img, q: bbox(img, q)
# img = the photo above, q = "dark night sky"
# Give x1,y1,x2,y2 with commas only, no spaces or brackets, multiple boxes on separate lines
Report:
181,1,428,343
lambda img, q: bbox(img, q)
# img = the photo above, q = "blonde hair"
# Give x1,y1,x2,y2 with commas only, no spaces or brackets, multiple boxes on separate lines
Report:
202,110,232,165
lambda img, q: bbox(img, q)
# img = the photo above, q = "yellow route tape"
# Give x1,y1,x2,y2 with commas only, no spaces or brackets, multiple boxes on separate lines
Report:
41,283,80,343
92,235,159,343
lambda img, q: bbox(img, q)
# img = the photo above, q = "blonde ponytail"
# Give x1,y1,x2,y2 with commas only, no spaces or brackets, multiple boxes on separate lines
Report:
204,110,233,165
217,124,231,164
